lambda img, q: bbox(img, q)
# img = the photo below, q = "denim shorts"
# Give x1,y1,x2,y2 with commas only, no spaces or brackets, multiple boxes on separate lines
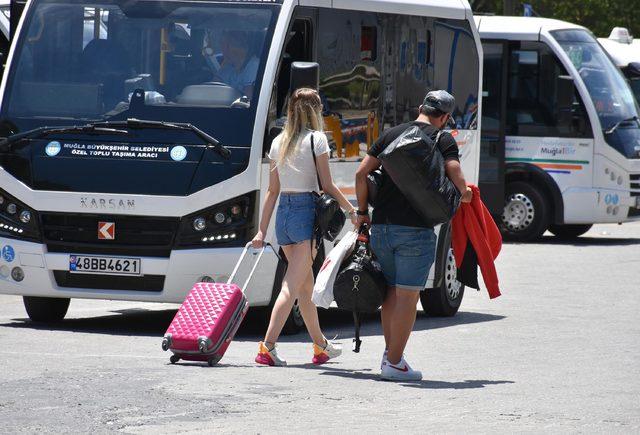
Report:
370,224,437,291
275,192,316,246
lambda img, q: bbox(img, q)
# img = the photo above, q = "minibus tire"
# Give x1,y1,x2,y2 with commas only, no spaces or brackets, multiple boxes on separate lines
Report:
421,229,464,317
548,224,592,239
501,182,550,242
23,296,70,322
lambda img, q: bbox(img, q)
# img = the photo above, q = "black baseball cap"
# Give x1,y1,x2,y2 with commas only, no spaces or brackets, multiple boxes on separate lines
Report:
422,90,455,115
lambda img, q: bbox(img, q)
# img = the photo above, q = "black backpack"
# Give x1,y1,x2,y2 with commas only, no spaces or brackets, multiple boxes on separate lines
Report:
377,126,461,226
333,224,387,352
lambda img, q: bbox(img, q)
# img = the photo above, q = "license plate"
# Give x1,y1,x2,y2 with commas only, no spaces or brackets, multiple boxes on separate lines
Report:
69,255,141,276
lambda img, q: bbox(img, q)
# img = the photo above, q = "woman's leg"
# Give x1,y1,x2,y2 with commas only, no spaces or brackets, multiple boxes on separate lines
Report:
263,242,314,345
295,251,326,347
386,287,421,365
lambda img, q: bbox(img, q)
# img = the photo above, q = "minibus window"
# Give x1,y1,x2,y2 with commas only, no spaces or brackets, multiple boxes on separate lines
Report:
553,29,640,158
3,1,278,144
506,41,591,138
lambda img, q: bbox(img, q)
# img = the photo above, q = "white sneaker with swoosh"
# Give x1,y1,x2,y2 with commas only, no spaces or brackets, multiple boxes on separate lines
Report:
381,356,422,381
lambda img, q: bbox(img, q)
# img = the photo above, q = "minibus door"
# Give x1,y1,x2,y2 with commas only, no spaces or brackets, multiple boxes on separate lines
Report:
479,41,508,215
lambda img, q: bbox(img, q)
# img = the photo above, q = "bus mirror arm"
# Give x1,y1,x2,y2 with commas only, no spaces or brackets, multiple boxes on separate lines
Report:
557,75,575,111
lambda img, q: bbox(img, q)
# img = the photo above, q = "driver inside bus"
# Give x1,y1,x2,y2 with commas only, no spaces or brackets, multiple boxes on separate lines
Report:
203,30,259,98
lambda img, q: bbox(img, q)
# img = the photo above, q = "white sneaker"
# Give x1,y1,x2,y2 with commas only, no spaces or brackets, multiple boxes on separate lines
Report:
313,340,342,365
380,349,388,369
381,356,422,382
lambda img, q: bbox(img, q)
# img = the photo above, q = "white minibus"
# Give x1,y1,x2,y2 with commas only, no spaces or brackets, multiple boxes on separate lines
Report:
0,0,482,325
476,16,640,241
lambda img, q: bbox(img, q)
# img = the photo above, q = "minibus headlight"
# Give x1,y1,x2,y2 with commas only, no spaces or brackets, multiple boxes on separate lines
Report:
175,192,257,248
19,210,31,224
193,217,206,232
0,188,40,242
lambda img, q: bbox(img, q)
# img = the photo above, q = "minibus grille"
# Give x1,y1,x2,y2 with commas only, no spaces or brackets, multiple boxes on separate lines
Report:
41,213,179,258
631,174,640,196
53,271,165,292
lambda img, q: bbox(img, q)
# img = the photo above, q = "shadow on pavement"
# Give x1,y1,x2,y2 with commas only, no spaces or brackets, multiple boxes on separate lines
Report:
0,307,505,342
507,235,640,247
292,364,514,389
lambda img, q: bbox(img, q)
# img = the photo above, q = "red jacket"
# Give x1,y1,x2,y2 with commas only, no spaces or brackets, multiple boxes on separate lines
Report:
451,185,502,299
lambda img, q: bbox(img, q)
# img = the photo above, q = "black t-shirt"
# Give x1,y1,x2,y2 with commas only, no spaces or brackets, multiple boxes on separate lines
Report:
367,121,460,228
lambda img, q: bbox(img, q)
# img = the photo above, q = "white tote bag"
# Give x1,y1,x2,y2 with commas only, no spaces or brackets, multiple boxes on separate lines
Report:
312,231,358,309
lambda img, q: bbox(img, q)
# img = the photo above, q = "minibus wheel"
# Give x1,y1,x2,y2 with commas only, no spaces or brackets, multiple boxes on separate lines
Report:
23,296,70,322
421,227,464,317
548,224,592,240
501,182,550,242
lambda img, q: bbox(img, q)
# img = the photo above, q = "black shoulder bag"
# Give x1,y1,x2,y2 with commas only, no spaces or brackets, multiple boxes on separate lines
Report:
310,133,345,243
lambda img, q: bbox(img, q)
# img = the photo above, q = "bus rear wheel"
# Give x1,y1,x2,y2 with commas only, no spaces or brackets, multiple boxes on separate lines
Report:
421,228,464,317
500,182,550,242
548,224,593,240
23,296,70,322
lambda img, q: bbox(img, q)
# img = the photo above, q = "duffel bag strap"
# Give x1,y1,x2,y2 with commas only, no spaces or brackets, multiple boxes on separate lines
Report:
352,311,362,353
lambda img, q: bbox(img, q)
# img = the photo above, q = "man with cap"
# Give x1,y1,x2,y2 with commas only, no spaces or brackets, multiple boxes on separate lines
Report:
354,90,473,382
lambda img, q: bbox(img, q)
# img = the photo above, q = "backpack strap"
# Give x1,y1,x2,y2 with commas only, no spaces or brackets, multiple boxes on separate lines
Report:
352,311,362,353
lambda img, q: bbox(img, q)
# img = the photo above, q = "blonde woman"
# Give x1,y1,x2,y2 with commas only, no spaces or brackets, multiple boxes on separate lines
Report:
252,88,357,366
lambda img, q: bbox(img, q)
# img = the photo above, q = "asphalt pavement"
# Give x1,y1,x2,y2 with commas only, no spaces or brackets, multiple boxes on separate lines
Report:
1,223,639,433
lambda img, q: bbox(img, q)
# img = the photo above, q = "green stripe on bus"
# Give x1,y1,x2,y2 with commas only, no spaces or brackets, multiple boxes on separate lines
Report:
505,158,590,165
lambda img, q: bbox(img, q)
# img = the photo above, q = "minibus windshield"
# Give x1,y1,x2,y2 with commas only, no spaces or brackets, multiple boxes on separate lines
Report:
553,29,640,158
1,0,277,144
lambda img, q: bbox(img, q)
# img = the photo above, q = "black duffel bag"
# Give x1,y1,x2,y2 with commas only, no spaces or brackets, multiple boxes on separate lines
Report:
377,126,461,226
334,224,386,352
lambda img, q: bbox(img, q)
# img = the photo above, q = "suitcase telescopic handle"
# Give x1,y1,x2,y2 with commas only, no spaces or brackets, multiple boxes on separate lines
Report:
227,242,275,292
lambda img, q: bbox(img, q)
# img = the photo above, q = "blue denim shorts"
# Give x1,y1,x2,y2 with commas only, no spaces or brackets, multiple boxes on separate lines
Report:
275,192,316,246
370,224,437,291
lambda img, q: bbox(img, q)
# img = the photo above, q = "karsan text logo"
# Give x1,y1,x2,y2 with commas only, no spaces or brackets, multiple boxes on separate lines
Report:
80,197,135,210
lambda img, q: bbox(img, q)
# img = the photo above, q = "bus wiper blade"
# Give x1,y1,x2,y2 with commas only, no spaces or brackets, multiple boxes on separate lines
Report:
0,125,129,152
605,116,640,135
92,118,231,160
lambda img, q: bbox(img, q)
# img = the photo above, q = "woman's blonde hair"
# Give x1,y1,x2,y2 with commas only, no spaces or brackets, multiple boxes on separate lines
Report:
277,87,324,165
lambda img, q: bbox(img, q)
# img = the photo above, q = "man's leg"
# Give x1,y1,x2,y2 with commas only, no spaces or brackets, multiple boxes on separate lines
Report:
386,287,421,365
380,286,397,350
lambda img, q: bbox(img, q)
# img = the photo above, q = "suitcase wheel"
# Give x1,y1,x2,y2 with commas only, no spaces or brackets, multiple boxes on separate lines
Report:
161,337,171,352
207,355,221,367
169,354,180,364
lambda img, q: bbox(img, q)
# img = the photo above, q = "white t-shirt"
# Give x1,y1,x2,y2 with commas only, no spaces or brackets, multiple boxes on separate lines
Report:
268,129,330,193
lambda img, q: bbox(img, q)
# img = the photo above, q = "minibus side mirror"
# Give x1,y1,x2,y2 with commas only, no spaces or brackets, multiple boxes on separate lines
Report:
290,61,319,92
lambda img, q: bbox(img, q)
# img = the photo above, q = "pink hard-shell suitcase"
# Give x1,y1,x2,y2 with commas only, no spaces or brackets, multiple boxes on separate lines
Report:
161,243,268,366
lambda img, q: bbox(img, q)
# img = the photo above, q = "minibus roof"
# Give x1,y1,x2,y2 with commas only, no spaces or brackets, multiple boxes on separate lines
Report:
598,37,640,68
302,0,471,19
474,16,585,41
